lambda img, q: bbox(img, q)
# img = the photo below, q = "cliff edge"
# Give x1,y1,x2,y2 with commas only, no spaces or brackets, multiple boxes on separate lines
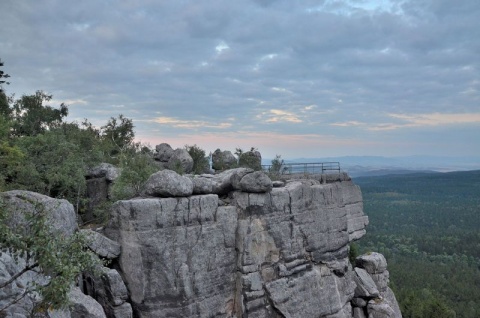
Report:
102,169,400,318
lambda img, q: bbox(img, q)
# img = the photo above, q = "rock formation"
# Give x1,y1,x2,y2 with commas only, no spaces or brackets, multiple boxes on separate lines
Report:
1,169,402,318
102,169,400,317
0,191,108,318
85,163,121,223
238,149,262,171
153,143,194,174
212,149,237,171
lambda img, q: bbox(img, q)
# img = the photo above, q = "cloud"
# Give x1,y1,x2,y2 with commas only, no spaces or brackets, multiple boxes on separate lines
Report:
150,117,232,129
1,0,480,157
369,113,480,131
331,121,365,127
258,109,303,123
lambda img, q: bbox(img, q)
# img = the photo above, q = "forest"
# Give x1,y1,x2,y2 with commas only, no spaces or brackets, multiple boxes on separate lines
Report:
354,171,480,318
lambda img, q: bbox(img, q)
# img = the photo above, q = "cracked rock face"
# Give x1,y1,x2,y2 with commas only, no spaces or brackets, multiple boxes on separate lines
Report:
103,175,390,318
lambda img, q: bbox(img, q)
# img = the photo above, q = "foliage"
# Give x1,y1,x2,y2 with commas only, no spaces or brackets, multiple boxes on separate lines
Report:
11,91,68,137
110,146,158,201
236,147,262,171
0,195,99,313
7,131,87,206
399,288,457,318
0,58,10,94
348,242,359,264
185,144,210,174
0,91,9,117
354,171,480,317
100,115,135,159
267,154,288,179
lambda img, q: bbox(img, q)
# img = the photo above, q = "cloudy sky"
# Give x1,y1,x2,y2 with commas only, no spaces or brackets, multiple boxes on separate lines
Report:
1,0,479,159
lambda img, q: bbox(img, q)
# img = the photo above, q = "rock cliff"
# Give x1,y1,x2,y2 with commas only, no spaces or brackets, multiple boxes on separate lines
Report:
1,169,401,318
102,170,399,317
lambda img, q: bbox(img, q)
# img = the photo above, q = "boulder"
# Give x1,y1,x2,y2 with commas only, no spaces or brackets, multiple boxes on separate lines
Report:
80,229,121,259
354,267,379,298
367,298,396,318
154,143,174,162
239,171,272,193
188,168,253,195
143,170,193,197
0,190,77,236
211,149,237,171
272,180,285,188
102,269,129,306
69,287,107,318
86,163,121,182
190,175,215,194
356,253,388,274
166,148,194,173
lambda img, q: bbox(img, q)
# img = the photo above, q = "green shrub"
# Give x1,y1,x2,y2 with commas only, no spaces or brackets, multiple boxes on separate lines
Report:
185,144,210,174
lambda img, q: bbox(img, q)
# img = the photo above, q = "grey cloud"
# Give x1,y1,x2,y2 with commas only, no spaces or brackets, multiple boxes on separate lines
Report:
1,0,479,156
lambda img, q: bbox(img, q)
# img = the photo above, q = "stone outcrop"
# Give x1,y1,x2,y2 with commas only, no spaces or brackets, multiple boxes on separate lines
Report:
85,163,121,223
212,149,237,171
352,253,402,318
80,229,121,260
82,266,133,318
1,190,78,236
153,143,194,174
0,191,108,318
143,169,194,197
101,169,399,318
167,148,194,173
238,150,262,170
1,169,401,318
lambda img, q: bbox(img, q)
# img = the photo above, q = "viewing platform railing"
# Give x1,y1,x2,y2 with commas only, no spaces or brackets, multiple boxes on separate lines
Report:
262,162,341,175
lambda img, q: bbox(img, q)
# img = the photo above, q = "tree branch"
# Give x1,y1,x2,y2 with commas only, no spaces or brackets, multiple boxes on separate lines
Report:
0,288,32,313
0,261,39,289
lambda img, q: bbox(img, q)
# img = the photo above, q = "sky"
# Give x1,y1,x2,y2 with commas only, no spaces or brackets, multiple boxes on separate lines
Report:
1,0,479,160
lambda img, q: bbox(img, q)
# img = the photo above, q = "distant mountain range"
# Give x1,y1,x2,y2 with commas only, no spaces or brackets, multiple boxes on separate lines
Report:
262,155,480,178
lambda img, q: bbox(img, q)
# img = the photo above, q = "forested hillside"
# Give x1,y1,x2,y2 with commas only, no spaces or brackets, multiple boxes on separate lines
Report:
354,171,480,318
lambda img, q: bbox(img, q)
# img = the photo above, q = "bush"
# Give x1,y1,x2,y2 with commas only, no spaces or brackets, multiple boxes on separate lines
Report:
110,146,159,201
236,147,262,171
185,144,210,174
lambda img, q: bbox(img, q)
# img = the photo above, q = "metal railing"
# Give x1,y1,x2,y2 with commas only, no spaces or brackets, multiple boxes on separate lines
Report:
262,162,341,175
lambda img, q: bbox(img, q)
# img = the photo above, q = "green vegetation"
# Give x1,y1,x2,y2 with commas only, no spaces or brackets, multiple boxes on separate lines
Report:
236,147,262,171
267,154,287,179
354,171,480,318
0,60,158,312
186,144,210,174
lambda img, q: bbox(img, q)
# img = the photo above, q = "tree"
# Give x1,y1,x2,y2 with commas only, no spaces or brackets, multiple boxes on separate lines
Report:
268,155,286,179
101,115,135,158
11,131,87,203
11,91,68,137
0,59,12,118
185,144,210,174
0,59,10,93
